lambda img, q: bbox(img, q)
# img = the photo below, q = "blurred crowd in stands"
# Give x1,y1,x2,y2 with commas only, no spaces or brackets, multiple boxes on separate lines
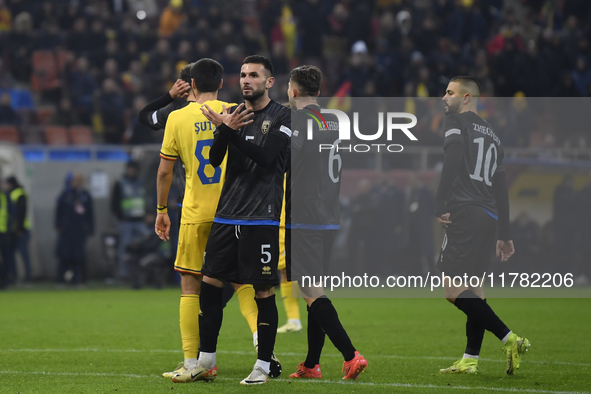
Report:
0,0,591,146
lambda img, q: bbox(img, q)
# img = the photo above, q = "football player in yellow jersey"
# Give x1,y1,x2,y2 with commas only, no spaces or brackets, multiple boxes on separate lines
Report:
277,178,302,333
154,58,258,382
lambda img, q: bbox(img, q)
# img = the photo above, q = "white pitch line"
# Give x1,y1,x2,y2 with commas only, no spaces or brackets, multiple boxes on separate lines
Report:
0,370,154,379
0,370,587,394
1,348,590,367
280,378,590,394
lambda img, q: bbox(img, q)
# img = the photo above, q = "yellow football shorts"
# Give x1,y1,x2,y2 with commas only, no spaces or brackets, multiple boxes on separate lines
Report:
278,226,286,271
174,222,212,275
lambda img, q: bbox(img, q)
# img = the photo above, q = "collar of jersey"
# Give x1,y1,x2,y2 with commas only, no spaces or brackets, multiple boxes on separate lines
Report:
303,104,321,112
249,99,274,114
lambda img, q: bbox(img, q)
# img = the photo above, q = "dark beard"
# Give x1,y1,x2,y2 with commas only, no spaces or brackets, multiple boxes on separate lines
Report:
445,101,460,115
242,87,265,102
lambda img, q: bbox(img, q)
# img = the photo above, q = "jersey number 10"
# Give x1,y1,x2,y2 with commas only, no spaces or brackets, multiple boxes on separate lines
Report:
469,137,498,186
195,139,221,185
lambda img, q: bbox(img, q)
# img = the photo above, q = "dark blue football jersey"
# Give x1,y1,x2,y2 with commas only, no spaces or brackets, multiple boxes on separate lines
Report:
442,111,505,214
287,105,342,229
214,100,291,224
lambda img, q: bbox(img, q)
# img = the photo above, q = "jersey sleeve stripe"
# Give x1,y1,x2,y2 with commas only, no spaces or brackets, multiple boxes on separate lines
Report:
482,207,498,220
151,111,158,124
159,153,177,161
213,217,280,226
280,125,292,137
444,128,461,137
174,266,202,274
287,223,341,230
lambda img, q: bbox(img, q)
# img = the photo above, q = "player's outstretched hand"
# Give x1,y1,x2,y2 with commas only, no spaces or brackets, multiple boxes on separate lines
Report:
155,212,171,241
201,103,253,129
496,240,515,262
169,79,191,99
437,213,452,228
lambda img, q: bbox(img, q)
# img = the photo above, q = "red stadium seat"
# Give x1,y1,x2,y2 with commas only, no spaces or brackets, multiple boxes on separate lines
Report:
0,125,19,143
226,75,240,87
44,126,69,145
69,125,94,145
31,50,70,92
21,126,44,144
36,107,55,124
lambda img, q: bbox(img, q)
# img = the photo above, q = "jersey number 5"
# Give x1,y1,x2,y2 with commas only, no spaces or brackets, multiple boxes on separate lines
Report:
470,137,498,186
261,244,271,264
195,139,221,185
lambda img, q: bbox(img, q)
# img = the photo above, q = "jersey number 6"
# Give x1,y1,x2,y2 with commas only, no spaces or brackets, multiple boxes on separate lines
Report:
195,139,221,185
328,139,342,183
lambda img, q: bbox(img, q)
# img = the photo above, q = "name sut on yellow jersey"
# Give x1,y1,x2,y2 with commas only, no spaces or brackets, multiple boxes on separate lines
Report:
160,100,234,224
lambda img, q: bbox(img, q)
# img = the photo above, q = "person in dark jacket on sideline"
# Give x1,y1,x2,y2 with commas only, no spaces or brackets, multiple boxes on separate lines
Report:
55,173,94,285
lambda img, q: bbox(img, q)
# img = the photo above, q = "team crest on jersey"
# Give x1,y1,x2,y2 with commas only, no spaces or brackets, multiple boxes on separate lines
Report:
261,120,271,134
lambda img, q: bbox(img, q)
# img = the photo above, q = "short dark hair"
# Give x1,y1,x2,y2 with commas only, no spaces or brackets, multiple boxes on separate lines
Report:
243,55,274,77
191,58,223,93
179,62,194,85
6,176,19,189
126,161,139,170
289,65,323,97
450,76,481,97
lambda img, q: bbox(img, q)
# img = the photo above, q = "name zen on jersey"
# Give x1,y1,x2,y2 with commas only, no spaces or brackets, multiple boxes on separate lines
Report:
472,123,500,145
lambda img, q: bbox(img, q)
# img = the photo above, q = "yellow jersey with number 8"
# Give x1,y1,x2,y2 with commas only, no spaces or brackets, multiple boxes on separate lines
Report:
160,100,234,224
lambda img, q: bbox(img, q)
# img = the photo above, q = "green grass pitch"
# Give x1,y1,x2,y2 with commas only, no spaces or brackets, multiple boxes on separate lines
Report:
0,288,589,393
